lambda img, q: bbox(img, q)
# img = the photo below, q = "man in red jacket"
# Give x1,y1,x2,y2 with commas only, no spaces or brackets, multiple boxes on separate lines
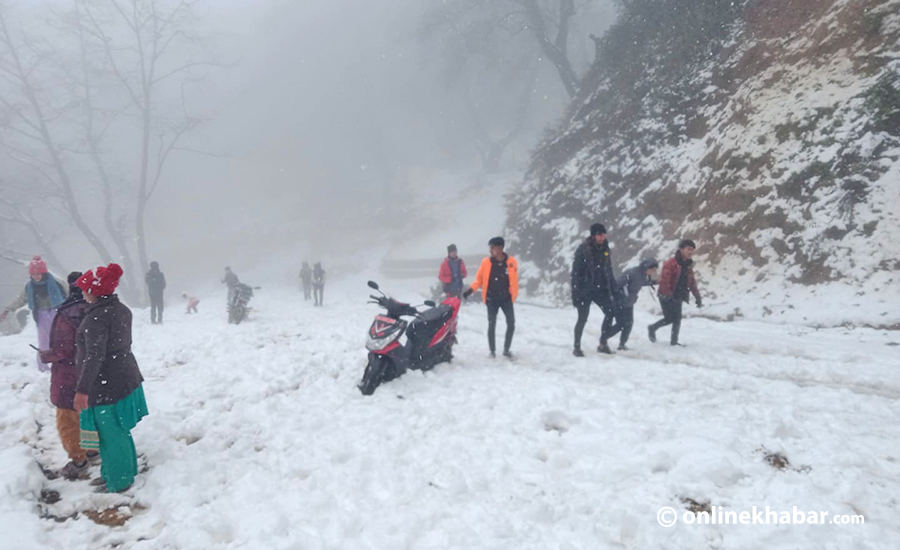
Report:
649,240,703,346
439,244,468,298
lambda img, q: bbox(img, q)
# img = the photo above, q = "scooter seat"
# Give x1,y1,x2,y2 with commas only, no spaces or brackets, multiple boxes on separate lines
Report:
418,304,453,325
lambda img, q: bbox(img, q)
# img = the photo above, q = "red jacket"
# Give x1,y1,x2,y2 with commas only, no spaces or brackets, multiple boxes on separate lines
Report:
439,257,468,284
42,299,89,409
657,256,700,303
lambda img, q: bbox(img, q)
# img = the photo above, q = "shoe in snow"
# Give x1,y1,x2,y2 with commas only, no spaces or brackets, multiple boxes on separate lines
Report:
87,451,101,466
489,352,496,359
60,460,89,481
90,476,107,487
597,343,614,355
648,326,657,343
573,348,585,358
503,350,514,360
617,344,629,351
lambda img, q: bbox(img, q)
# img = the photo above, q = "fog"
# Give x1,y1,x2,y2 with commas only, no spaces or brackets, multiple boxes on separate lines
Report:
1,0,616,300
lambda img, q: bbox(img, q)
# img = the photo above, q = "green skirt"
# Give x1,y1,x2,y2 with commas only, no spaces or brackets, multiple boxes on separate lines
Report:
80,385,149,449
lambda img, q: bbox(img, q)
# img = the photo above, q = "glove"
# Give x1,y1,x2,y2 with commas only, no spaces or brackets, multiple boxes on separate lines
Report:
463,288,474,300
696,297,703,308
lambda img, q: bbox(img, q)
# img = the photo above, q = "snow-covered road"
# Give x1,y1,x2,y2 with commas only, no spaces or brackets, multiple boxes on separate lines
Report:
1,278,899,550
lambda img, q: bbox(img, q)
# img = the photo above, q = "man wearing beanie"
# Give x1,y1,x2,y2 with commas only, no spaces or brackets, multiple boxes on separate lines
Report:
0,256,67,371
571,224,619,356
439,244,468,298
39,272,97,479
649,239,703,346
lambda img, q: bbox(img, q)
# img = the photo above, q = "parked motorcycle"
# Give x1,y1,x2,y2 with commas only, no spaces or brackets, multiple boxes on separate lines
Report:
228,283,258,324
359,281,461,396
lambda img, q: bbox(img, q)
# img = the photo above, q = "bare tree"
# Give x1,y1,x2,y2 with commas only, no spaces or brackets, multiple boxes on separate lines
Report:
76,0,225,277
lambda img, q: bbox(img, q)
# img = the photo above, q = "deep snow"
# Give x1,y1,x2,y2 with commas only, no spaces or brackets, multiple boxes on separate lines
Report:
1,277,899,550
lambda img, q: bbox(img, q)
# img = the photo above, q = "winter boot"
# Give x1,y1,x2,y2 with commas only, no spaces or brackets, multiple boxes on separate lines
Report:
573,348,585,358
648,325,657,343
597,342,614,355
60,460,89,481
503,350,514,359
617,344,629,351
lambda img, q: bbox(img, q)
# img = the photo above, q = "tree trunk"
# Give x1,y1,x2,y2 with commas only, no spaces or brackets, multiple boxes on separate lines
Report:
523,0,579,98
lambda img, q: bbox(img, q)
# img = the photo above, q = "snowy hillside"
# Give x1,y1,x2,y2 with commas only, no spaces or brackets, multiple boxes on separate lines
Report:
509,0,900,327
1,280,899,549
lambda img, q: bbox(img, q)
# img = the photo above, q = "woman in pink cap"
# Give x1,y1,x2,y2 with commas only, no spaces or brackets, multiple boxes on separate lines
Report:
0,256,67,371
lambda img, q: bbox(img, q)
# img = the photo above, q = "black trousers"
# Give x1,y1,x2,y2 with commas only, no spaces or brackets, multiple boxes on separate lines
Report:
604,305,635,346
486,298,515,354
313,284,324,306
574,294,615,349
149,293,164,324
650,297,683,344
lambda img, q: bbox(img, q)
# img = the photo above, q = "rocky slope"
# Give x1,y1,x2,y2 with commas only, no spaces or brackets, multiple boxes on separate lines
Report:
508,0,900,326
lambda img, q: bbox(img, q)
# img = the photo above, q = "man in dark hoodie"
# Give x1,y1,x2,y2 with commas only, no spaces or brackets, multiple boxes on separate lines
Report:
145,261,166,325
571,224,618,356
649,240,703,346
605,258,659,351
39,272,97,480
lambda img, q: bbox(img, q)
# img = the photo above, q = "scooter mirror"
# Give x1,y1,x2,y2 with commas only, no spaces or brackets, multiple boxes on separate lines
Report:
424,300,436,307
367,281,379,290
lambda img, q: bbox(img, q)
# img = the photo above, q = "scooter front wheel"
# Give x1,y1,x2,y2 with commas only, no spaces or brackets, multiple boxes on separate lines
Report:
359,355,390,396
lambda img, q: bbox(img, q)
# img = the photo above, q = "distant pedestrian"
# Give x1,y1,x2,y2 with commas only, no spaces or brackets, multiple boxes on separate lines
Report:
0,256,66,371
223,267,240,305
605,258,658,350
39,272,97,480
439,244,468,298
464,237,518,359
313,263,326,306
300,262,313,301
74,264,148,494
649,240,703,346
182,292,200,314
145,261,166,325
571,224,618,356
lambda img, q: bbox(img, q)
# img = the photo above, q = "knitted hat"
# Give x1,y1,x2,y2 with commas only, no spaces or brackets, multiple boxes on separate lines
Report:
28,256,48,276
76,264,124,297
590,224,607,236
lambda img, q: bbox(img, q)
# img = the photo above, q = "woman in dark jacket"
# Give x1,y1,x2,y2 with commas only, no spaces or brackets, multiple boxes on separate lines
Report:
74,264,148,493
39,272,95,479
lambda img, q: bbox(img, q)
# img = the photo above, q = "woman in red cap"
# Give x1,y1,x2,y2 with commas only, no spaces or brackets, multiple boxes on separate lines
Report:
0,256,67,371
73,264,148,493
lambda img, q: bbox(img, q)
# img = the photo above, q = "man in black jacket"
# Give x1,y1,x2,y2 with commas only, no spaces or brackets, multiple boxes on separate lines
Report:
571,224,618,356
145,261,166,325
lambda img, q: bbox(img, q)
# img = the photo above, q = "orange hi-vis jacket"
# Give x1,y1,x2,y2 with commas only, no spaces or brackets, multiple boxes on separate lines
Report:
469,255,519,303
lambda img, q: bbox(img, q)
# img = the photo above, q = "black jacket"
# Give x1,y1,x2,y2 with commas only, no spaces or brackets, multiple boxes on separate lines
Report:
75,295,144,407
146,268,166,296
571,239,616,306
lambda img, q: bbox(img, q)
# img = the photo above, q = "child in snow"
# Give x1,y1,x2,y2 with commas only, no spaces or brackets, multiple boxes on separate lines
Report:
74,264,148,494
649,240,703,346
0,256,67,371
605,258,659,351
183,292,200,314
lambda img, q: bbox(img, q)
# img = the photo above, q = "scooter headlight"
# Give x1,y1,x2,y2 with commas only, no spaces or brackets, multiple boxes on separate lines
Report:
366,330,402,351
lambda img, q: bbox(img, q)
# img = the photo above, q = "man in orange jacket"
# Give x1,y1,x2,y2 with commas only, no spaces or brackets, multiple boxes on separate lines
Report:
464,237,518,358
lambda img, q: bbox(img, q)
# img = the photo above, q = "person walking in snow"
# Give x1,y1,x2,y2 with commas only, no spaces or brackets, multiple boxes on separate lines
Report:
300,262,313,301
439,244,468,298
223,267,240,305
183,292,200,314
74,264,148,494
571,224,619,356
145,261,166,325
39,272,98,480
0,256,67,371
604,258,659,351
649,240,703,346
313,263,326,307
464,237,518,359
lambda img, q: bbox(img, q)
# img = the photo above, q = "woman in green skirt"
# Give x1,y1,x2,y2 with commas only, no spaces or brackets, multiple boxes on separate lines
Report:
74,264,148,493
